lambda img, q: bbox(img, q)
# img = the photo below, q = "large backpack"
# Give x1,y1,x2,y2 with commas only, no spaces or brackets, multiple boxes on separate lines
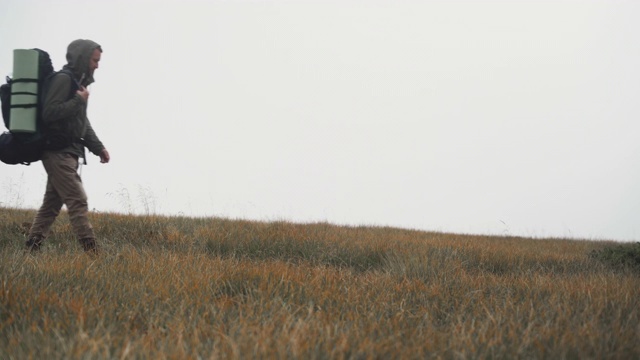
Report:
0,49,76,165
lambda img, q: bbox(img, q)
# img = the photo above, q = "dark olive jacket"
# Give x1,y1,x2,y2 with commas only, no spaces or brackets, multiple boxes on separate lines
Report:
42,39,105,161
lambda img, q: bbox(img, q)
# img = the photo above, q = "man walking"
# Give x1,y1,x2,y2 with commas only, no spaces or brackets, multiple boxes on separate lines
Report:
26,39,110,254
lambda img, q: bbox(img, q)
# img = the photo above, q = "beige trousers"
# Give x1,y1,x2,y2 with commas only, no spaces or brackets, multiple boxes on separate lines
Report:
29,151,95,241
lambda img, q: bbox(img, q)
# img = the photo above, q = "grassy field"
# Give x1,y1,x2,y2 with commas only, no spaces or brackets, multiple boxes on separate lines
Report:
0,206,638,359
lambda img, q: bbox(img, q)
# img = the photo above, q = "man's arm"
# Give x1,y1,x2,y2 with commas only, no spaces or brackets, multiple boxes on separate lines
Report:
42,73,84,124
83,119,109,163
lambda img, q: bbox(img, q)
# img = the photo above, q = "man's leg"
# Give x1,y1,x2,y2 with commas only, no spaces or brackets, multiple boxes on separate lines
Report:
28,163,64,251
41,152,97,252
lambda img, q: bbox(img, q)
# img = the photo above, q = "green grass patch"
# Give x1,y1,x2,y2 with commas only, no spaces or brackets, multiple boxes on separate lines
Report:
589,242,640,272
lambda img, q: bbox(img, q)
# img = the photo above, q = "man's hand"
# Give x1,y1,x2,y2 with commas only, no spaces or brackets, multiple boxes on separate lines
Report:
77,86,90,102
99,149,110,163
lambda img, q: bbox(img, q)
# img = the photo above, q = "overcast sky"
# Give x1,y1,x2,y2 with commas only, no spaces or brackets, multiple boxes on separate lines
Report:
1,0,638,242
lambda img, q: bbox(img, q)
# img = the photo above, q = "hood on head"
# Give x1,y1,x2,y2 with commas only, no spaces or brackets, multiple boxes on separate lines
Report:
63,39,102,86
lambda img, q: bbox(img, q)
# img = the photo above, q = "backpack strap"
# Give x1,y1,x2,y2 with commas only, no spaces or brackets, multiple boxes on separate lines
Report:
42,69,80,97
7,77,39,110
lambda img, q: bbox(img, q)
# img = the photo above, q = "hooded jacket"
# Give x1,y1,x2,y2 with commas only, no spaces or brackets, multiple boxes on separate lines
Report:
42,39,105,162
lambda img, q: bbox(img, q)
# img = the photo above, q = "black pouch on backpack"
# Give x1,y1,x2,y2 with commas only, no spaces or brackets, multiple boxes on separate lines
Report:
0,131,44,165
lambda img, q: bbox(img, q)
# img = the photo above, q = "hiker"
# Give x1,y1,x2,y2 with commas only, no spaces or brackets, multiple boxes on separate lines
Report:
26,39,110,254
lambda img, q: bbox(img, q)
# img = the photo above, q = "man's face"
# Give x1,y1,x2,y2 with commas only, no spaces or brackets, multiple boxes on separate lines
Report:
89,49,101,74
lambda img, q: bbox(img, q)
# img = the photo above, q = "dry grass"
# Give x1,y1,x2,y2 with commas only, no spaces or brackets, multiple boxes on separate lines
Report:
0,207,638,359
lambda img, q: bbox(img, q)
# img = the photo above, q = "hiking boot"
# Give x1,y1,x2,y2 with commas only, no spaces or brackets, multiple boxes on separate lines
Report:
25,235,44,253
80,238,98,255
